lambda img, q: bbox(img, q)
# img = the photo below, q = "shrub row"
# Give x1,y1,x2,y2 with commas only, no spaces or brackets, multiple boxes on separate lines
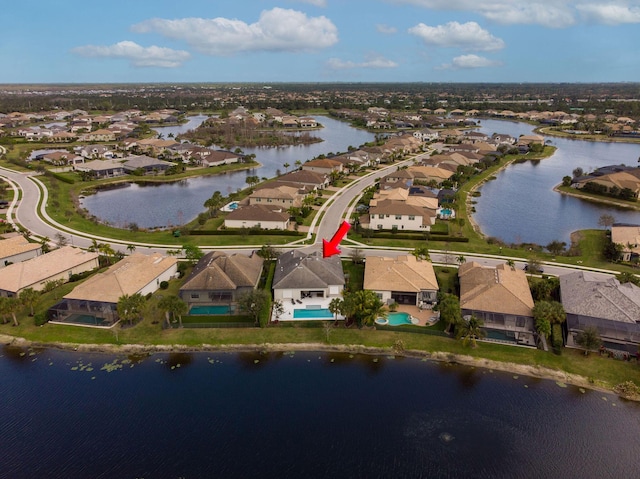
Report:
365,232,469,242
47,171,75,184
188,229,303,237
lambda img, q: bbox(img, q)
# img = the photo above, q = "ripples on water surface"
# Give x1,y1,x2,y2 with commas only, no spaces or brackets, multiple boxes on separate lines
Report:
1,347,639,478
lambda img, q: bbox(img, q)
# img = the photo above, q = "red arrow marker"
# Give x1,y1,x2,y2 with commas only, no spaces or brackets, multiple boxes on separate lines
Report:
322,221,351,258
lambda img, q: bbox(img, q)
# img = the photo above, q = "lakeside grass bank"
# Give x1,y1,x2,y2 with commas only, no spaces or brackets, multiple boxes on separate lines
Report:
1,327,638,399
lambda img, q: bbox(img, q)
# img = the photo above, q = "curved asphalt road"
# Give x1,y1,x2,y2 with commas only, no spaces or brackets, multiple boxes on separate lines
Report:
0,147,618,281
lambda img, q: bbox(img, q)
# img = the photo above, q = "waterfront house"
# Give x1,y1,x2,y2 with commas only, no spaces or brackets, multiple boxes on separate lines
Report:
560,271,640,354
41,151,84,166
364,255,439,307
458,262,536,346
274,170,330,190
0,235,42,268
224,204,290,230
611,223,640,262
122,155,174,174
249,185,303,208
75,158,125,178
48,253,178,326
0,246,99,297
272,250,344,302
301,158,343,175
179,251,263,311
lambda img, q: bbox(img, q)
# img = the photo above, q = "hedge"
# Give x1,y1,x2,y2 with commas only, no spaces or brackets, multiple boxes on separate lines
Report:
188,229,303,237
364,232,469,242
48,171,75,184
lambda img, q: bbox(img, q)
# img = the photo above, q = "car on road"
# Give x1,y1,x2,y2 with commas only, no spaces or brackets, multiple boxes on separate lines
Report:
523,264,544,274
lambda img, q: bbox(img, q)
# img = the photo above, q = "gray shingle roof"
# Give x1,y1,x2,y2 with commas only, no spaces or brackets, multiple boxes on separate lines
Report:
560,271,640,323
273,250,344,290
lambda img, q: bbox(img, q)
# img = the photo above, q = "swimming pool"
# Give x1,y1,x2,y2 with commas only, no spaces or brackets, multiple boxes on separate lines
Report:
376,312,414,326
293,308,334,319
388,312,413,325
189,305,232,315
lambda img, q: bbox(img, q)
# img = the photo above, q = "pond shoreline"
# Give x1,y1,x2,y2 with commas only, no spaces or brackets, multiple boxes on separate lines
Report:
1,333,627,399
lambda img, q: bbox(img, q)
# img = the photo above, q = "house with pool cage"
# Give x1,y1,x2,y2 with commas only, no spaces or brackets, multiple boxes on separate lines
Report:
48,253,178,327
458,261,536,347
179,251,264,315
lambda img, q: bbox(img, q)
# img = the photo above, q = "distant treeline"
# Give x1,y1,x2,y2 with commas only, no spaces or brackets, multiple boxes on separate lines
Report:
3,82,640,117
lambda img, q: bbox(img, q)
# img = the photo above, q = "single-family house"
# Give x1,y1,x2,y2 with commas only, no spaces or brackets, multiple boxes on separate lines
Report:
0,246,99,297
366,199,436,231
179,251,263,311
41,151,85,166
611,224,640,262
0,235,42,268
48,253,178,327
75,159,125,178
224,204,290,230
80,129,117,142
122,155,174,174
249,185,303,208
274,170,330,190
560,271,640,354
301,158,343,175
458,262,536,346
273,250,345,302
413,128,439,142
364,255,439,307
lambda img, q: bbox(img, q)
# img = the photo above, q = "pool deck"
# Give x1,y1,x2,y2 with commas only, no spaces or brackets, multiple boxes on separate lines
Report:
274,297,345,322
395,304,440,326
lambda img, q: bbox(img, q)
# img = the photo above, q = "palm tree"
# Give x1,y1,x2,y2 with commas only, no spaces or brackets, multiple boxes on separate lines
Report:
158,295,188,328
99,243,116,265
126,244,136,254
328,297,344,321
117,293,146,326
456,315,486,348
0,297,11,324
88,239,99,253
203,191,224,218
19,287,40,316
456,255,466,265
506,259,515,270
294,159,302,169
283,162,290,173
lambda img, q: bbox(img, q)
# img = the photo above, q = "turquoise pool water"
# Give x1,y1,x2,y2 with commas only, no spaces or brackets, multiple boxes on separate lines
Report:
293,308,334,319
228,202,239,210
440,208,452,216
387,312,412,326
189,305,232,315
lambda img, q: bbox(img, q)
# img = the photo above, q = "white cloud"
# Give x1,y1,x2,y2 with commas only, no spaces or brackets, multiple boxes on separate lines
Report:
408,21,505,51
72,41,190,68
577,3,640,24
437,54,502,69
132,8,338,55
327,55,399,70
376,24,398,34
294,0,327,6
390,0,578,28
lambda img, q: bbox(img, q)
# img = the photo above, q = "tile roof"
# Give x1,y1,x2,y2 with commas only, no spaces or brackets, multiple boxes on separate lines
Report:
64,253,177,304
459,262,534,317
0,236,42,261
364,255,439,293
180,251,263,292
0,246,99,293
226,204,290,222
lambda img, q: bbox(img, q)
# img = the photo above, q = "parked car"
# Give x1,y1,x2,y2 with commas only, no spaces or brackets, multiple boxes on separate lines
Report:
0,201,9,208
523,264,544,274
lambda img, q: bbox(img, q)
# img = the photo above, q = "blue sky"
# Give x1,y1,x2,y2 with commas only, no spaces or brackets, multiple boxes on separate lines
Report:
3,0,640,83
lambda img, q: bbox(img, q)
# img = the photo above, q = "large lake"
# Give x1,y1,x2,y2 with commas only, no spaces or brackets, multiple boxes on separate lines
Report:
79,116,640,242
1,347,638,478
80,116,375,229
473,119,640,245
